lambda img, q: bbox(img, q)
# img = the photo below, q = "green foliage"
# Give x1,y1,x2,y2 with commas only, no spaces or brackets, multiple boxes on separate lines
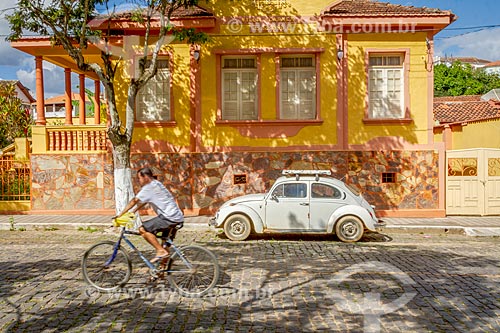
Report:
78,226,100,233
0,82,34,148
434,62,500,97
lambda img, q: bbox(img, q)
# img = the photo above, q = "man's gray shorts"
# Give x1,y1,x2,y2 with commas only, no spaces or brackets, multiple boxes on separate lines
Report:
142,215,183,234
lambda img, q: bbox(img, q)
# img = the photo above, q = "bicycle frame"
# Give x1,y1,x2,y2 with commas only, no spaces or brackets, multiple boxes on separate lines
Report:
107,227,192,272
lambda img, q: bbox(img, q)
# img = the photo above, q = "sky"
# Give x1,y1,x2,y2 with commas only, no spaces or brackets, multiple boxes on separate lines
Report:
0,0,499,98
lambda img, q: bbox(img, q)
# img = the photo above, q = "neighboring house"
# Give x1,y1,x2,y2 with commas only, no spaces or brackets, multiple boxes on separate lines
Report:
483,61,500,75
43,92,97,124
433,94,500,216
434,95,500,150
0,80,36,116
434,56,491,69
481,89,500,101
9,0,458,217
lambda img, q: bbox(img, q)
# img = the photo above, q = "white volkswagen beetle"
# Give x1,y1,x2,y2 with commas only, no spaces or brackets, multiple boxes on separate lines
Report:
209,170,384,242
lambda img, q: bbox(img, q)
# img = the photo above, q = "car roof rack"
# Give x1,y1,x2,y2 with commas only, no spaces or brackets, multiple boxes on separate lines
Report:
282,169,332,181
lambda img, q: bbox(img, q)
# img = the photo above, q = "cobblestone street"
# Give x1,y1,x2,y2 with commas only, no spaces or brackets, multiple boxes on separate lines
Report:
0,228,499,332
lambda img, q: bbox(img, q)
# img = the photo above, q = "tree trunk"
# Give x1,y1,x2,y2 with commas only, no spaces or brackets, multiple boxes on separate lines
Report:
112,141,134,215
105,78,135,215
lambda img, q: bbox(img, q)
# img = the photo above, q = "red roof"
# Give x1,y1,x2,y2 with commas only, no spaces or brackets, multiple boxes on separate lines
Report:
322,0,456,18
434,95,482,102
438,57,492,65
434,96,500,125
92,5,213,20
484,61,500,68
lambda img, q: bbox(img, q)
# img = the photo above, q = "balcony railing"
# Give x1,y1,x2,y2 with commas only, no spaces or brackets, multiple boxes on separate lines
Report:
32,125,108,153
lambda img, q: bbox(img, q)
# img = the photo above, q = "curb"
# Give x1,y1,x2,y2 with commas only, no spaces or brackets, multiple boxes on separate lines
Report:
380,225,500,237
2,222,500,236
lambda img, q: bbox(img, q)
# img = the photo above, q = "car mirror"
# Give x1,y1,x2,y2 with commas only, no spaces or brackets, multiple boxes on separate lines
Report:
271,194,279,202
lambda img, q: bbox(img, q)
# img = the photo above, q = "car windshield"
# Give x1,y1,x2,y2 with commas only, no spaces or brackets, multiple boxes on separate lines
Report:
345,183,361,196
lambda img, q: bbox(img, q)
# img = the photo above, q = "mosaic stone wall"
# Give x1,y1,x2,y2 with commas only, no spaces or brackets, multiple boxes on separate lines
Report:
30,150,439,214
31,154,114,211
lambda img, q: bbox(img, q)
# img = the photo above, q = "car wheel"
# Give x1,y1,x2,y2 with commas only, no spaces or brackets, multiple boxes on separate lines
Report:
224,214,252,241
335,216,364,243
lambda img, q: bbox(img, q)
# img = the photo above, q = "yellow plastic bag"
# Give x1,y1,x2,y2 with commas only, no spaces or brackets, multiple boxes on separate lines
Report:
113,212,135,228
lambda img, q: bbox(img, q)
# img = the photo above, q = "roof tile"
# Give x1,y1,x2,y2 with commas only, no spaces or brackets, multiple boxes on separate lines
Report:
323,0,455,17
434,97,500,124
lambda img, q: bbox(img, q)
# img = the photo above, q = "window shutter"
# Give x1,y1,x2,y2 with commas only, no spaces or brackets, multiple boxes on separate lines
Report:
221,57,258,120
368,55,404,119
136,59,170,121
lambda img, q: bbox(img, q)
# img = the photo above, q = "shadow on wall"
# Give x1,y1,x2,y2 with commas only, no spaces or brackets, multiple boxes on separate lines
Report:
131,150,439,215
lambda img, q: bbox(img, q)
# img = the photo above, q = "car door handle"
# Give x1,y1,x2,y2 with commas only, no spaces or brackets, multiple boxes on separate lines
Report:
300,203,309,206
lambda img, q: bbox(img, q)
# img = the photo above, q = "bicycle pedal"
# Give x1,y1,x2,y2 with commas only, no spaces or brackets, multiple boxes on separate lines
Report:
147,276,159,284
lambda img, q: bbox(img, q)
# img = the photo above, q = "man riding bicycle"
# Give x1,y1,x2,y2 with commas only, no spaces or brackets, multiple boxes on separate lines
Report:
116,167,184,263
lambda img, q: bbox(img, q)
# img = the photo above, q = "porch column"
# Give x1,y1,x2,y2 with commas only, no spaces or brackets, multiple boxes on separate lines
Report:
35,56,46,125
79,74,86,125
64,68,73,125
94,80,101,124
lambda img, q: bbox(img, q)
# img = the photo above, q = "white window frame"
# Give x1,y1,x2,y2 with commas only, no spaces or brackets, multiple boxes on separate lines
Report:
279,55,316,120
136,58,171,122
221,56,258,121
367,54,404,119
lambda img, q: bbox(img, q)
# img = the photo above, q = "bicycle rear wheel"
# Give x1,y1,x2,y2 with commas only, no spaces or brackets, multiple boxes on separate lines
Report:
82,241,132,291
167,245,220,297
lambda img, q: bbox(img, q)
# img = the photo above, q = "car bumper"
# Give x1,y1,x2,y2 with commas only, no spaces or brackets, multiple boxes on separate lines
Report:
374,219,386,230
208,217,218,227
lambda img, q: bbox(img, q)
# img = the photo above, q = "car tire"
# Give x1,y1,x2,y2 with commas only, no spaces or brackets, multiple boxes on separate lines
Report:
224,214,252,241
335,216,364,243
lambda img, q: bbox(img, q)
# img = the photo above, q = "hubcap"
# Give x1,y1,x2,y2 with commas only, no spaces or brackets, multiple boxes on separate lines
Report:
342,221,358,238
231,221,245,235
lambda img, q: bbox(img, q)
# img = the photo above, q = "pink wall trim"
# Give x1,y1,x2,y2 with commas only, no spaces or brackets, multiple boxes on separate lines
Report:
131,140,191,153
348,136,436,150
213,48,325,55
436,141,446,211
215,119,323,138
426,33,435,146
379,209,446,218
190,45,201,152
341,34,348,149
274,53,280,118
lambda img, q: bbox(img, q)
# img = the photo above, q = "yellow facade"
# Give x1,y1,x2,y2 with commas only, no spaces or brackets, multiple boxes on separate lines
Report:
120,0,444,151
347,33,431,145
440,121,500,150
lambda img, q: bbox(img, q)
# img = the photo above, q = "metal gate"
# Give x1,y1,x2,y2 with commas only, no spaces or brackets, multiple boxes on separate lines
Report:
446,149,500,215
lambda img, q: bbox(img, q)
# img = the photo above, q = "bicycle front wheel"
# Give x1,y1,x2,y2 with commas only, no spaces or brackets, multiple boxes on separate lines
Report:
167,245,220,297
82,241,132,291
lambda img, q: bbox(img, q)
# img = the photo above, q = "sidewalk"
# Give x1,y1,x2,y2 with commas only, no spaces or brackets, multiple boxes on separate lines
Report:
380,216,500,236
0,214,499,236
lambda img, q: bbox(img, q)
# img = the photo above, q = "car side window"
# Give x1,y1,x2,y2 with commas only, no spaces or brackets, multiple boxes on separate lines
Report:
273,183,307,198
272,184,284,197
311,183,342,199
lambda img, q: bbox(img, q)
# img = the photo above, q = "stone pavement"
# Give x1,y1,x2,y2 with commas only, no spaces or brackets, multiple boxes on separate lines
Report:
1,214,499,236
0,228,499,332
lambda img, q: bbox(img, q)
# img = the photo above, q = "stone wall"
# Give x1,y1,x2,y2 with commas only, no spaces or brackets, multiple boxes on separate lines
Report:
30,154,114,211
30,150,439,214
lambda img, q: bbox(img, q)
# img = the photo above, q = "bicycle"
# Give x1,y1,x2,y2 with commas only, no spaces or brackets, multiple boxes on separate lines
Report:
81,213,220,297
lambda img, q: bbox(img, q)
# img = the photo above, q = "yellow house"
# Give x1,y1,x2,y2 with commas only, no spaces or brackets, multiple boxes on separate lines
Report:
10,0,456,217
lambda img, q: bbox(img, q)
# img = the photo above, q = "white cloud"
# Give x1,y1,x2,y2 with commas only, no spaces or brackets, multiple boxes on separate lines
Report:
0,0,32,67
436,27,500,61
